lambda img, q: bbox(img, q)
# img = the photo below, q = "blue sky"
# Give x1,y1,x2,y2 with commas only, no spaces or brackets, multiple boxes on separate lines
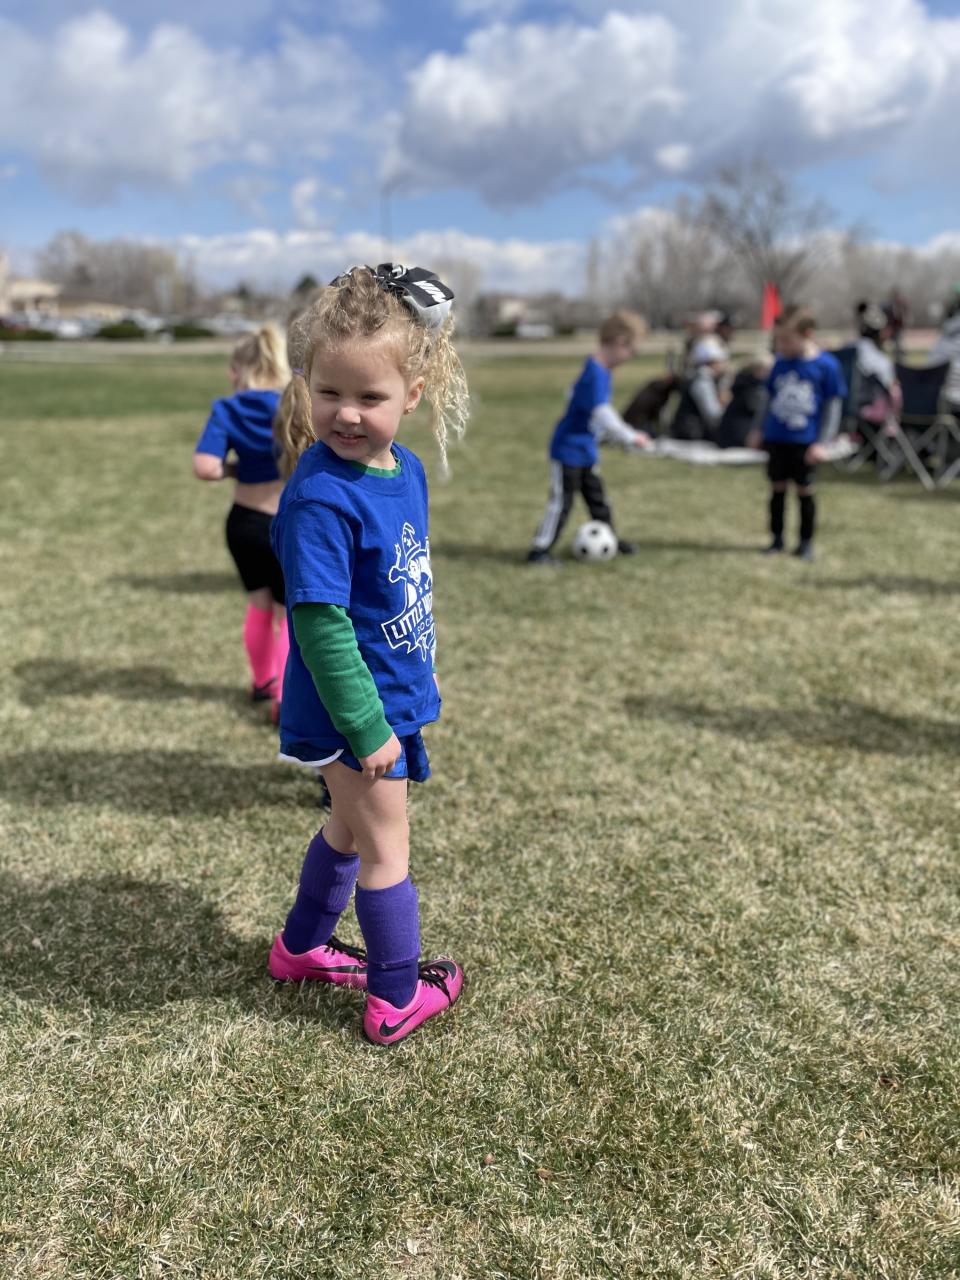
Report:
1,0,959,291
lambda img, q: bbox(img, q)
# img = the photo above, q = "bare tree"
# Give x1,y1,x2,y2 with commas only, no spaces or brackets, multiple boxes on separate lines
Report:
609,200,746,328
37,231,194,313
698,158,834,305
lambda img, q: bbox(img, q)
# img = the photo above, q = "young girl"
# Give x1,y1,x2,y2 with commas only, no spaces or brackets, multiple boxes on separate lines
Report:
268,264,468,1045
193,326,290,720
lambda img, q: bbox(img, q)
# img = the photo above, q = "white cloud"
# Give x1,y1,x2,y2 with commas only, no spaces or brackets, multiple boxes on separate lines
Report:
0,11,366,202
290,177,348,228
177,226,584,294
291,179,322,229
223,174,275,221
387,11,682,202
389,1,960,203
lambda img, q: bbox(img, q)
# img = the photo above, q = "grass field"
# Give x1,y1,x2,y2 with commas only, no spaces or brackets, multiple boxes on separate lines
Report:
2,348,959,1279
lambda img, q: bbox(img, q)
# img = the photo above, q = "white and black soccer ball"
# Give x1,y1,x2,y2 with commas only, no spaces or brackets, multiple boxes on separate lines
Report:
571,520,618,562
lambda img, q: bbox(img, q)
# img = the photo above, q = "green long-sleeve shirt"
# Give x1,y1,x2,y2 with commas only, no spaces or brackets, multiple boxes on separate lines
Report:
292,602,394,759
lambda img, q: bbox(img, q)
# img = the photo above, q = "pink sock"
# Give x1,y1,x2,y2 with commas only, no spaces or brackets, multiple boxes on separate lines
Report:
273,614,290,705
243,605,275,689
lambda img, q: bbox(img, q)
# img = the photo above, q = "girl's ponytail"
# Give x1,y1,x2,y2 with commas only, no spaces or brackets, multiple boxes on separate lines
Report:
273,374,316,478
231,322,290,390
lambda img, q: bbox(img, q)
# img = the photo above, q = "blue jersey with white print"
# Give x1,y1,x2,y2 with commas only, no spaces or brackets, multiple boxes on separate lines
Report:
763,352,846,446
271,441,440,762
194,389,282,483
549,357,611,467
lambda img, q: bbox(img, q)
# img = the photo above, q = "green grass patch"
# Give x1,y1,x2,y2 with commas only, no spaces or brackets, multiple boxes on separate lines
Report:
1,349,959,1278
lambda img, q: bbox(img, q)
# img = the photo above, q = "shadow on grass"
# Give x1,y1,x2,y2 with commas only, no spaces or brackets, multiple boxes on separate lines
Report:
0,750,320,816
14,659,244,708
432,541,528,566
109,571,239,594
0,873,356,1028
434,537,760,564
803,576,960,597
626,695,960,756
627,537,759,556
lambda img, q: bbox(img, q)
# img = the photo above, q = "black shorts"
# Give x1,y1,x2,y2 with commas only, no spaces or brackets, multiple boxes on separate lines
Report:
225,503,285,604
767,442,816,488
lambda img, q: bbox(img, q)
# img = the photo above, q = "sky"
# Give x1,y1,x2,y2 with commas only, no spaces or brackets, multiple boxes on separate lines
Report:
1,0,959,294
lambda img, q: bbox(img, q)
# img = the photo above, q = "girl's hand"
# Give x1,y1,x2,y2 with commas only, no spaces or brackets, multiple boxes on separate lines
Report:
632,430,651,450
805,442,827,464
359,733,402,782
745,428,762,450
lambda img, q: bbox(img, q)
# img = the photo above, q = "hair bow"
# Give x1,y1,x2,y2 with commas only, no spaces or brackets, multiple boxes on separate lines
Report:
332,263,454,332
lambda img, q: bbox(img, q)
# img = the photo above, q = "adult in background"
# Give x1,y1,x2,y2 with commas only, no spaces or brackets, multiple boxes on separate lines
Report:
884,288,909,362
669,335,728,441
927,286,960,415
714,352,773,449
856,302,901,431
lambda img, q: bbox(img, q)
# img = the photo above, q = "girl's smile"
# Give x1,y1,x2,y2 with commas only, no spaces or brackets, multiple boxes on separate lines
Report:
309,344,424,470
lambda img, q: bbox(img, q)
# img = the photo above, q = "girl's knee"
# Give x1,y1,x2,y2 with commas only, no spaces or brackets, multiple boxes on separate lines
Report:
323,811,356,854
323,764,408,847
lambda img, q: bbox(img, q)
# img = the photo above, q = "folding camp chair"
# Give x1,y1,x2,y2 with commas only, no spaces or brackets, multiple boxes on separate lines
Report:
888,362,955,489
827,345,901,476
934,407,960,487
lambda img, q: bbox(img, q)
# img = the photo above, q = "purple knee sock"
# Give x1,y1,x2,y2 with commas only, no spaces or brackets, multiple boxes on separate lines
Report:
354,877,421,1008
282,829,360,954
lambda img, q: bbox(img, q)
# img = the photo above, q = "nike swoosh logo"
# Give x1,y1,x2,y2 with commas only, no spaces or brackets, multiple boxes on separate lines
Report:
379,1004,424,1037
308,964,364,974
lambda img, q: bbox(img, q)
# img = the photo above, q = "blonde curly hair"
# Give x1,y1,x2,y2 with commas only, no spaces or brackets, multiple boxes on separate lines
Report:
274,267,469,478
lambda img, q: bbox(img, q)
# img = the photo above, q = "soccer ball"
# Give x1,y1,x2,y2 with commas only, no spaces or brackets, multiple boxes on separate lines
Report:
572,521,618,562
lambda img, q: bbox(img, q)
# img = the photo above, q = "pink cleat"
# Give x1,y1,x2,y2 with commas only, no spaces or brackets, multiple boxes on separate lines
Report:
269,933,368,990
363,959,463,1046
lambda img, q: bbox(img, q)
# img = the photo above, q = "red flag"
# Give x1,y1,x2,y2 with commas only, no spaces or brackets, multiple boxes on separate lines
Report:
761,282,782,331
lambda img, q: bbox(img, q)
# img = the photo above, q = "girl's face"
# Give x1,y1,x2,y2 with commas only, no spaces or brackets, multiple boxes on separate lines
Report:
308,341,424,469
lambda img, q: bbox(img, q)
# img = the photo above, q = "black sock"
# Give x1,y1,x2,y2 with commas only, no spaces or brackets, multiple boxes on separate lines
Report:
799,494,816,544
769,491,785,542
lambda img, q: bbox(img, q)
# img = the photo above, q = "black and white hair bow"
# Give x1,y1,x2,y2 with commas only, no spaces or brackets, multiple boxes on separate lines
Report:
333,263,454,333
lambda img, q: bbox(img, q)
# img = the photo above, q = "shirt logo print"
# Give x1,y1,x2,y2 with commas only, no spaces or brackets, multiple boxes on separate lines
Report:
770,371,818,432
381,521,435,663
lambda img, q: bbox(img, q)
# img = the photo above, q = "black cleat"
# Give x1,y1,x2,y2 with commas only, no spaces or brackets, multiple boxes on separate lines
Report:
616,539,637,555
792,541,814,562
251,678,277,703
761,540,784,556
526,548,560,566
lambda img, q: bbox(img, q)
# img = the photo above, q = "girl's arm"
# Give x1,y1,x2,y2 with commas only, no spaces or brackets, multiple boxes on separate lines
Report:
193,453,236,481
292,603,393,759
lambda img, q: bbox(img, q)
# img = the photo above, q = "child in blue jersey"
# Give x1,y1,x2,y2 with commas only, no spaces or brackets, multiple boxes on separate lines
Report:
756,308,846,562
527,311,650,564
194,326,290,718
268,264,469,1046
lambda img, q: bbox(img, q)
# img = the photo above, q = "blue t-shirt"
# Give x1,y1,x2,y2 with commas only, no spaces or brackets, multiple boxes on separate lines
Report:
763,353,847,446
194,389,282,483
549,357,612,467
272,441,440,762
